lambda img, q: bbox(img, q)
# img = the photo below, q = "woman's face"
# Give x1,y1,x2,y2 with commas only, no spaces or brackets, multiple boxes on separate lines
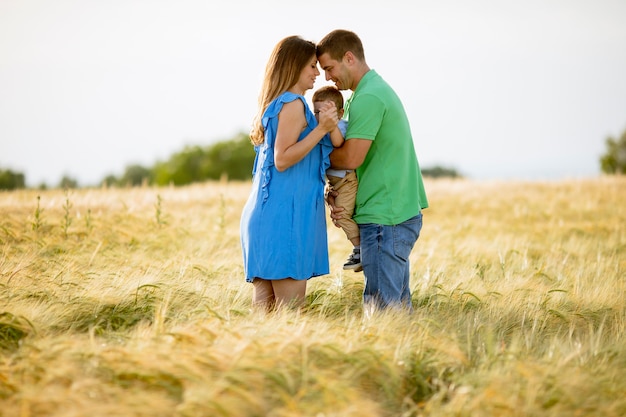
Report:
294,55,320,94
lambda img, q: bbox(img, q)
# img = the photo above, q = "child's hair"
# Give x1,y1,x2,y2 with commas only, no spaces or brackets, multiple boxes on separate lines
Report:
312,85,344,112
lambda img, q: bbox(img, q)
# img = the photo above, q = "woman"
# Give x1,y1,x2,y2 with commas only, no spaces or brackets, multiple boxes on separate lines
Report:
240,35,338,311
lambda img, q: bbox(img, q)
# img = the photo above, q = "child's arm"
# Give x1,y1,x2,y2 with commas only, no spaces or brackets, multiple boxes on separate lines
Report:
329,126,344,148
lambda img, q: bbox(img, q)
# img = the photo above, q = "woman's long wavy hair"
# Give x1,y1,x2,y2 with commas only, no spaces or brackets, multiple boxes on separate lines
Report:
250,36,316,146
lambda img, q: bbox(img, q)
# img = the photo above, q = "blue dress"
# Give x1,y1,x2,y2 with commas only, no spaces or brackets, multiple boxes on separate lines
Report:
240,92,333,282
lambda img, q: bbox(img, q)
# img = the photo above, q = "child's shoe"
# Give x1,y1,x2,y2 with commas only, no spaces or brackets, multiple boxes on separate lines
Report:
343,248,362,272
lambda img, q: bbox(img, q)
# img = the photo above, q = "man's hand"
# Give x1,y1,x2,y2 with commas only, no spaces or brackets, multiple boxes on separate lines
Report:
325,187,345,228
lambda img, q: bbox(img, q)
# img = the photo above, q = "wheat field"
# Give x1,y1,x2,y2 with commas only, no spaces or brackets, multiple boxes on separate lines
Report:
0,177,624,417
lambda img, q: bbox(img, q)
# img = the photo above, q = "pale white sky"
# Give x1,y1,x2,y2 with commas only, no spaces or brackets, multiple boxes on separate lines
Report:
1,0,625,186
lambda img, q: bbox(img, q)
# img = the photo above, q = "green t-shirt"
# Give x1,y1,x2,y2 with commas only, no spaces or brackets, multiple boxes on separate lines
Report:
344,70,428,225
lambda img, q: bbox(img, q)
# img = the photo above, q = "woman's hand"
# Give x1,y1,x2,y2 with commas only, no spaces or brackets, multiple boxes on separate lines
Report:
317,101,338,133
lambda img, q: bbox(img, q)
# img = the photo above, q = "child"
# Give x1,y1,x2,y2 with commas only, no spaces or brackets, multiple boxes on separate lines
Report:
312,86,361,271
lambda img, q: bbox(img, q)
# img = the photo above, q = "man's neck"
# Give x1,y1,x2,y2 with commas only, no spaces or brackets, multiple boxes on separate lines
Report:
351,64,371,91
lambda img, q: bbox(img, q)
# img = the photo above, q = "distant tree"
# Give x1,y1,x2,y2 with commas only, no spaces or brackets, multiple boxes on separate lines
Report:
59,175,78,189
204,133,257,180
153,145,210,186
120,164,153,186
101,174,119,187
421,166,462,178
0,168,26,190
151,161,171,186
600,128,626,174
152,133,256,186
100,132,258,187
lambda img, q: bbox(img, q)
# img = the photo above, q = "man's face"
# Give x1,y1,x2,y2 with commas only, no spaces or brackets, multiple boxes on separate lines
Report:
318,52,349,91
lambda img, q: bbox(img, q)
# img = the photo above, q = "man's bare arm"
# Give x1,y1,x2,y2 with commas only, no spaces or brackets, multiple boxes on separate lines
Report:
329,138,371,170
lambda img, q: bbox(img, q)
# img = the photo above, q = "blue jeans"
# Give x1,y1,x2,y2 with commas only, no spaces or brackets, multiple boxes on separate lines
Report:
359,213,423,311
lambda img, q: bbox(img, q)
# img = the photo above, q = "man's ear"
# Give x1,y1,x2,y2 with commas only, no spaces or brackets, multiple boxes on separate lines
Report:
344,51,355,64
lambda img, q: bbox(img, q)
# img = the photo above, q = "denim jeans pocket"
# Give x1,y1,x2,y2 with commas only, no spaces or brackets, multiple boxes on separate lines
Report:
393,214,422,261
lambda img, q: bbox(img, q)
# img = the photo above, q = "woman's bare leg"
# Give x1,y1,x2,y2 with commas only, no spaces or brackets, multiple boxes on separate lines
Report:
272,278,307,309
252,278,275,312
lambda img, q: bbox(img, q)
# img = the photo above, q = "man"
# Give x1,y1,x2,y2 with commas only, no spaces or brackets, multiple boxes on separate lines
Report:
316,29,429,311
